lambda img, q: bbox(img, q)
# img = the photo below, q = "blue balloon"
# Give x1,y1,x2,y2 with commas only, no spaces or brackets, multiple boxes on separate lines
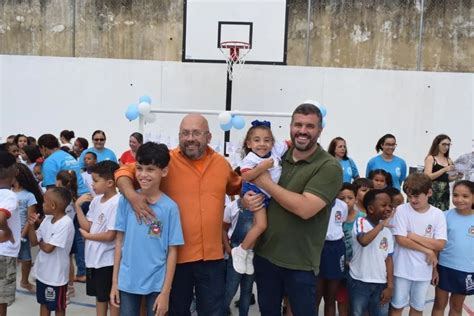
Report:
220,121,233,131
318,105,327,117
139,95,152,104
231,115,246,130
322,118,326,128
125,104,139,121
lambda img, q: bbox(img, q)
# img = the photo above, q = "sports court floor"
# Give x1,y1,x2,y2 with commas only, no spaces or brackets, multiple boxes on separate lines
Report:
9,264,474,316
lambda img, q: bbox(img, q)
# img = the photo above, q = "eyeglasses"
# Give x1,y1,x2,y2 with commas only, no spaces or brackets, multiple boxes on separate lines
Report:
93,138,105,142
179,130,209,138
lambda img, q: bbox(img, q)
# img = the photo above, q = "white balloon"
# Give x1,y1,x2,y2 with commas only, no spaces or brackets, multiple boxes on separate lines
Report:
138,102,151,115
218,111,232,125
145,113,156,123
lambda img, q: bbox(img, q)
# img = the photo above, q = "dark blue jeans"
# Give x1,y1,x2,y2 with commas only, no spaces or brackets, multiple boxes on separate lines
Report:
348,277,389,316
169,259,226,316
223,247,255,316
119,291,159,316
254,255,318,316
72,219,86,277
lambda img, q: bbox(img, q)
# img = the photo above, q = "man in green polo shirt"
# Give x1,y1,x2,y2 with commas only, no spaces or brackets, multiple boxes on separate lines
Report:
251,103,342,316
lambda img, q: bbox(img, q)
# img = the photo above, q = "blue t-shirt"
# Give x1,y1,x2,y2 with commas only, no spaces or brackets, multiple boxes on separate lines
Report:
439,208,474,273
366,155,407,190
115,193,184,295
339,158,359,183
42,150,89,196
78,147,117,169
15,190,37,229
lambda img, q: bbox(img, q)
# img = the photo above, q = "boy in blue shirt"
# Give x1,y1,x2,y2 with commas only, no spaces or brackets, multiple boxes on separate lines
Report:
110,142,184,315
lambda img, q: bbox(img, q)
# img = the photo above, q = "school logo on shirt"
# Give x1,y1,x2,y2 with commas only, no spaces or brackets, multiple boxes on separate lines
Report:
395,167,401,177
148,219,163,238
335,211,343,224
468,226,474,237
424,224,433,237
379,237,388,251
98,213,105,225
45,287,56,301
466,275,474,292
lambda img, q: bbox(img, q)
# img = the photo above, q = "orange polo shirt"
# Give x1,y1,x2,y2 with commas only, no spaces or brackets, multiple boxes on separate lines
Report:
115,147,242,264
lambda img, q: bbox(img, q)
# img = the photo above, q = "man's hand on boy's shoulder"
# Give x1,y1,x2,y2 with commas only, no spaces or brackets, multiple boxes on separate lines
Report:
128,190,156,224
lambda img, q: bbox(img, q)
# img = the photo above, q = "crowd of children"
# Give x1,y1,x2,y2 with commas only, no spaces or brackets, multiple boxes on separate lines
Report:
0,125,473,316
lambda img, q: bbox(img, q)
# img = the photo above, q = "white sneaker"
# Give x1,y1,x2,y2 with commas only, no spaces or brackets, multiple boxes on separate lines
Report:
245,250,255,275
231,245,248,274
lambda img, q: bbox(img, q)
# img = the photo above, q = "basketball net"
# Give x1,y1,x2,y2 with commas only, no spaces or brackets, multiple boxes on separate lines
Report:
219,41,251,81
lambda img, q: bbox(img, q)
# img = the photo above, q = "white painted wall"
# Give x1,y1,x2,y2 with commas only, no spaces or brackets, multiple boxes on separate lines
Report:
0,55,472,176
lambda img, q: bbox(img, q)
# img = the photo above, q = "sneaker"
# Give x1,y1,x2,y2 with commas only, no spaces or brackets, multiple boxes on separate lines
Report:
245,250,254,275
231,245,247,274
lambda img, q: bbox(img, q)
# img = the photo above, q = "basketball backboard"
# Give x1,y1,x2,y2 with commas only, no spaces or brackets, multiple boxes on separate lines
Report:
183,0,288,65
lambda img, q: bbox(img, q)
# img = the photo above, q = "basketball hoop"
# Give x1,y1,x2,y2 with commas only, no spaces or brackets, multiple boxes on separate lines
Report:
219,41,251,80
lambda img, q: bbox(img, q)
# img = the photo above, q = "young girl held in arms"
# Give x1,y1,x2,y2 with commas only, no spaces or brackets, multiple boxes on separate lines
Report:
231,120,289,275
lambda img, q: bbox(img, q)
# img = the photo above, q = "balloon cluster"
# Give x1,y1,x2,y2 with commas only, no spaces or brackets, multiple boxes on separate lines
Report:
218,112,246,131
125,95,156,123
304,99,327,128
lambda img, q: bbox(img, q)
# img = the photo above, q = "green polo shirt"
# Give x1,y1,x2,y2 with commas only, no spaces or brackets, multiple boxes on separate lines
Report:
254,144,342,274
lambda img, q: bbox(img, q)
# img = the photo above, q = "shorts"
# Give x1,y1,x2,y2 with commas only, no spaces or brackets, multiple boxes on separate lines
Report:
86,266,113,302
0,256,17,304
438,265,474,296
242,182,271,208
319,239,345,280
36,280,68,312
391,276,430,311
18,238,32,261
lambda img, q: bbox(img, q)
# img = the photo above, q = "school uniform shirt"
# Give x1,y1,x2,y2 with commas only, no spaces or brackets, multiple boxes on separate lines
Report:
115,193,184,295
239,141,288,198
65,202,75,220
81,171,96,198
365,154,407,190
34,215,75,286
42,149,89,195
85,194,120,268
78,147,118,169
326,199,348,241
391,203,447,281
0,189,20,257
223,198,241,239
350,217,394,283
339,158,359,183
15,189,36,230
439,208,474,273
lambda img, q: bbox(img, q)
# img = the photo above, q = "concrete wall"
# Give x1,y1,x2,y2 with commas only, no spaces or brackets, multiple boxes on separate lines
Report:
0,0,472,72
1,55,472,175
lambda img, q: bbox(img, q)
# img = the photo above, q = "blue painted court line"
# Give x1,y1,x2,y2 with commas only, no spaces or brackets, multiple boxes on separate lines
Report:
16,289,96,308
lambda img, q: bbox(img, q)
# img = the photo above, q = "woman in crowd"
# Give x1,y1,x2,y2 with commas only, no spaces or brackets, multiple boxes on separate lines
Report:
424,134,460,210
119,132,143,165
78,130,117,169
328,137,360,183
366,134,407,190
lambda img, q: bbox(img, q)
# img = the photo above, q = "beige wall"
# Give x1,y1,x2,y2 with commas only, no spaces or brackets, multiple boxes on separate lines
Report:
0,0,472,72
